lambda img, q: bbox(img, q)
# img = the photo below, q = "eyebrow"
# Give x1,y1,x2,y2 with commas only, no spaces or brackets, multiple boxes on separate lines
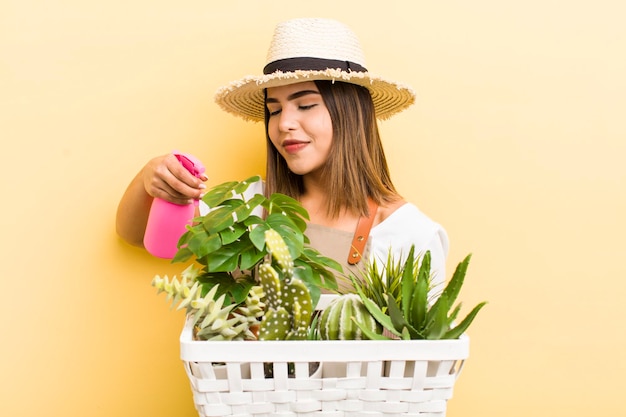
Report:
266,90,321,104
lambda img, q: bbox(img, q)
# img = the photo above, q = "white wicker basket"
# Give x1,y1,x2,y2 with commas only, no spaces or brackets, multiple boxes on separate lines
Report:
180,295,470,417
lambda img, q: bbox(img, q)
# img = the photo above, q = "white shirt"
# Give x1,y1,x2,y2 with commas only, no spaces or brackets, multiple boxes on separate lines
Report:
369,202,449,292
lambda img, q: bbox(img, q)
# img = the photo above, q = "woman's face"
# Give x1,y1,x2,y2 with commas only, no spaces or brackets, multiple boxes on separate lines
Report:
266,82,333,176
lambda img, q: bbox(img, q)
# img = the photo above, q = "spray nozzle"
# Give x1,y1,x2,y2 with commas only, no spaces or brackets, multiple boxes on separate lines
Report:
173,152,206,178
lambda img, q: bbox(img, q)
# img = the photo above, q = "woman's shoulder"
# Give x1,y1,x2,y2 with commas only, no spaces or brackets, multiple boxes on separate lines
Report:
376,200,437,226
372,200,447,240
370,201,449,267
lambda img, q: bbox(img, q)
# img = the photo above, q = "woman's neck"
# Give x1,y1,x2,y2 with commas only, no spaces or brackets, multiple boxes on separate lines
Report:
300,175,360,232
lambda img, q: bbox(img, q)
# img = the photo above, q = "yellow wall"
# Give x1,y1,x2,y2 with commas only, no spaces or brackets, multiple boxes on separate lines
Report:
2,1,625,416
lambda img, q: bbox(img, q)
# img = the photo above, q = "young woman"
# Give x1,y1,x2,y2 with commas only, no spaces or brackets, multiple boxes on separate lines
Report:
116,18,449,290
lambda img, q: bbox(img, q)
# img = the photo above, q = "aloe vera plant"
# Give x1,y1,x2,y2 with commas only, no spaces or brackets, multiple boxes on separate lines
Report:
351,246,487,340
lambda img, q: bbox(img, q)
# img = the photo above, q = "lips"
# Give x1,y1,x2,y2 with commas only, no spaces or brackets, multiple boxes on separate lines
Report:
282,139,309,154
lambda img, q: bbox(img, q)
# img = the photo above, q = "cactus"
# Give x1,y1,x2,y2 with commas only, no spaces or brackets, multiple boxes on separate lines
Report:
318,294,380,340
258,229,313,341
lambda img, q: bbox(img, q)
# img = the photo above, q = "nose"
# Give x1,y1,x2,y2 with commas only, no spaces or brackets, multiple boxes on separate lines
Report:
277,106,298,132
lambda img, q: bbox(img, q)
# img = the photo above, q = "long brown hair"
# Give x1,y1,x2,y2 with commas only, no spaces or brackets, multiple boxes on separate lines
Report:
264,80,399,218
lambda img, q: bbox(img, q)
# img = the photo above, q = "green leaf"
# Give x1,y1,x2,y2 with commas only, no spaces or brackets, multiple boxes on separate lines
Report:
233,175,262,194
201,180,241,207
266,194,309,232
201,205,236,234
226,279,256,305
248,223,269,251
401,245,417,318
243,214,265,227
200,175,260,208
198,273,255,305
401,326,412,340
205,252,239,273
417,250,431,290
351,317,390,340
234,239,265,271
265,212,302,234
441,253,472,310
388,295,421,339
171,246,193,263
410,272,428,332
443,301,487,339
425,253,471,329
448,303,462,325
387,295,406,332
187,232,222,259
301,247,343,274
204,239,258,272
294,262,321,295
425,293,450,340
219,223,247,245
232,193,266,222
295,250,341,292
354,286,401,337
267,193,309,218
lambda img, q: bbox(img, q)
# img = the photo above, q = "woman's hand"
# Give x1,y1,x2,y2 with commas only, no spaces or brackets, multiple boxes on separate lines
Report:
142,153,208,205
116,153,208,247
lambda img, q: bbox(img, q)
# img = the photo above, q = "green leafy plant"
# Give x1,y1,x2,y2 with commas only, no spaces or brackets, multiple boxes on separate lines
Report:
172,175,343,307
351,246,487,340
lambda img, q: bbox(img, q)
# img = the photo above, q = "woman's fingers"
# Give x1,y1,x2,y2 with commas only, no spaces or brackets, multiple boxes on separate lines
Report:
144,154,206,204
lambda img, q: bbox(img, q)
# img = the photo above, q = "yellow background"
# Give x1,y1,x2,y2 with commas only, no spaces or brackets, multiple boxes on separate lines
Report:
2,1,625,416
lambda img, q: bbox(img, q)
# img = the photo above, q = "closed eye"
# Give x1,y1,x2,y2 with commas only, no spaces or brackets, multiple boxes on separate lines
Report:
267,104,317,117
266,89,321,117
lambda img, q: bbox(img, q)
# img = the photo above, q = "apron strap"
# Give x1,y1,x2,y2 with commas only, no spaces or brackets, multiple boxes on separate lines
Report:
348,199,379,265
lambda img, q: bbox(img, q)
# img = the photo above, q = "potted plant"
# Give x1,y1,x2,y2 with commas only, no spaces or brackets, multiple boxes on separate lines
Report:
151,177,486,417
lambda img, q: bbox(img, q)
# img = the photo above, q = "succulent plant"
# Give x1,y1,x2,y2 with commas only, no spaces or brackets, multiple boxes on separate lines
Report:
257,229,313,341
348,247,423,311
351,246,487,340
151,264,264,340
317,293,380,340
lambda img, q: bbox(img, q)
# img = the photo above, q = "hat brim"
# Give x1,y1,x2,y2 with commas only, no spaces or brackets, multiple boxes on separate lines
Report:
214,68,416,122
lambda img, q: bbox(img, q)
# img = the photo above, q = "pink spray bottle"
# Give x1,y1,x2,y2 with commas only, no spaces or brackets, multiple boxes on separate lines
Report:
143,152,206,259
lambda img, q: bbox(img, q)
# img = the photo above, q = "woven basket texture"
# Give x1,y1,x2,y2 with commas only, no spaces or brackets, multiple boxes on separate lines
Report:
180,296,469,417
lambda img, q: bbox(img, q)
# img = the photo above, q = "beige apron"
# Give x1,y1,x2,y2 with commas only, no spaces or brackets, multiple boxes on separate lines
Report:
305,223,372,293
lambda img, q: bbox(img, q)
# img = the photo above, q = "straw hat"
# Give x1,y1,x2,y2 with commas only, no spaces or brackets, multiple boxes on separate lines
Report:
214,18,416,122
